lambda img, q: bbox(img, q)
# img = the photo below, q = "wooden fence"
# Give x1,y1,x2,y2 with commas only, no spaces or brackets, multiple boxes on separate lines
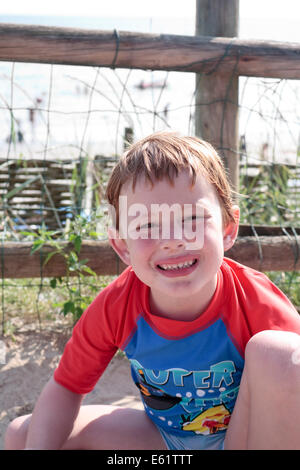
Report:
0,24,299,79
0,225,299,278
0,20,299,275
0,158,75,230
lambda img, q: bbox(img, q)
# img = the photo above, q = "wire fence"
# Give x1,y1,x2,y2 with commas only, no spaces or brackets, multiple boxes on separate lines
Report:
0,49,299,333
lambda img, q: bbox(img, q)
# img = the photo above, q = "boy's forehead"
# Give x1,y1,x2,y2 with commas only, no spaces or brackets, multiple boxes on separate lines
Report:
117,171,224,231
120,171,219,205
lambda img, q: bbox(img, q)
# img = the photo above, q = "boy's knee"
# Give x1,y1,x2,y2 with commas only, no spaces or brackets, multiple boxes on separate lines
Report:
245,330,300,392
5,414,30,450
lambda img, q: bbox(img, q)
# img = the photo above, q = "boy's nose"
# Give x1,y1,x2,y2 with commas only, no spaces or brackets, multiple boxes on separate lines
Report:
161,238,185,250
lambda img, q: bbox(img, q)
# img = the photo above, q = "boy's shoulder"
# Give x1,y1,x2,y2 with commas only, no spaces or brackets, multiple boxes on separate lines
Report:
222,257,274,288
222,257,281,292
221,257,300,337
222,257,290,305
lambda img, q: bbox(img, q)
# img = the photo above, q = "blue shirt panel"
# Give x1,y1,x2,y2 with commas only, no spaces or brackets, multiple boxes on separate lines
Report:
124,315,244,436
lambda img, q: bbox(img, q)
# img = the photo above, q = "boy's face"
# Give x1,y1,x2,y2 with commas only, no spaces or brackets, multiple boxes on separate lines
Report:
109,170,239,317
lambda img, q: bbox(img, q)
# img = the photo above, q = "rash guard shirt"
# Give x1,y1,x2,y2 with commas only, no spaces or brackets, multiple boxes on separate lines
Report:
54,257,300,438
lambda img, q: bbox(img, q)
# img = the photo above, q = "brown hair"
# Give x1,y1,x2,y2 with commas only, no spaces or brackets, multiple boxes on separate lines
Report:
105,131,235,229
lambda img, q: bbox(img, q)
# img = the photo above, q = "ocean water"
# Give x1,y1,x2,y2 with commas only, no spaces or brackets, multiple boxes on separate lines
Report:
0,14,299,163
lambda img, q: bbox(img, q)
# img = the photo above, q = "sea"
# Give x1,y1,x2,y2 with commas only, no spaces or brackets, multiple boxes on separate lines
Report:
0,14,299,163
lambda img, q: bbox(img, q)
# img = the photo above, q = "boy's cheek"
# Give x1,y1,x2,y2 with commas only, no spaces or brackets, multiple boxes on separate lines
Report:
127,237,157,252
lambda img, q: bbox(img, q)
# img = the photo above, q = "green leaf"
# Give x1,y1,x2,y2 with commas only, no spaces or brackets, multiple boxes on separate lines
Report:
63,301,75,315
73,235,82,254
82,266,97,276
68,251,78,265
78,258,88,267
75,306,84,316
30,240,44,254
21,231,38,238
88,231,98,238
43,251,58,266
4,175,40,200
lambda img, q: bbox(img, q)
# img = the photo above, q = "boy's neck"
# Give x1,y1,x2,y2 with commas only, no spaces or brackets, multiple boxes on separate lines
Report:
148,275,218,322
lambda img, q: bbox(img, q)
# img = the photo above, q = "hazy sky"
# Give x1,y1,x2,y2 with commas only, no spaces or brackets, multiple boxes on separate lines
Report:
1,0,300,21
0,0,299,43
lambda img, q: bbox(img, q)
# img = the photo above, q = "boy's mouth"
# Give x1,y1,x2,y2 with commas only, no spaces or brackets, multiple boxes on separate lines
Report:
157,258,197,271
155,256,199,278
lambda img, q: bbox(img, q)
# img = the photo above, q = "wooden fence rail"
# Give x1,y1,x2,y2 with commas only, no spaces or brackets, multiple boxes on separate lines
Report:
0,24,299,79
0,225,299,278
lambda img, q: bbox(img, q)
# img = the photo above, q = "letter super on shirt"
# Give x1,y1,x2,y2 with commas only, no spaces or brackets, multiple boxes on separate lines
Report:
54,258,300,438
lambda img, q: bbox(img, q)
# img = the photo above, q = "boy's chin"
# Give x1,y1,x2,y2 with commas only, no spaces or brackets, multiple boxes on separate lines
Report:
153,280,202,297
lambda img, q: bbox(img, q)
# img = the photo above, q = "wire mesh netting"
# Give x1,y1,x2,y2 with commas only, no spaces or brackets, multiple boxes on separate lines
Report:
0,59,299,333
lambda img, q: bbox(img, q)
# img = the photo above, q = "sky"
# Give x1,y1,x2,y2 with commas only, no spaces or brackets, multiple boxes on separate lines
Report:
1,0,300,21
2,0,194,18
0,0,299,43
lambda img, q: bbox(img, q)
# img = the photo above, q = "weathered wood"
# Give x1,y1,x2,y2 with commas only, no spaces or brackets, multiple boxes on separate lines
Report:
226,236,300,272
0,240,127,278
238,225,300,237
0,157,85,229
0,231,299,278
0,24,299,79
195,0,239,192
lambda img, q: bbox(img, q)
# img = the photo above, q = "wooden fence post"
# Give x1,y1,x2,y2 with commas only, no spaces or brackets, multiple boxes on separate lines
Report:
195,0,240,193
123,127,134,150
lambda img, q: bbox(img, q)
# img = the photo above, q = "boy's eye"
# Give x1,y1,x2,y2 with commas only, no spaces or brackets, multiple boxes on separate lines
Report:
138,222,155,230
184,215,204,222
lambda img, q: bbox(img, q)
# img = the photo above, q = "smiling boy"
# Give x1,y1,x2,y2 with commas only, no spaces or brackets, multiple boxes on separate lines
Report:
5,132,300,450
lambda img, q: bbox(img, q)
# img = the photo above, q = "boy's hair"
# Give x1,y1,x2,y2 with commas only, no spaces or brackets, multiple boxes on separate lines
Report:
105,131,236,229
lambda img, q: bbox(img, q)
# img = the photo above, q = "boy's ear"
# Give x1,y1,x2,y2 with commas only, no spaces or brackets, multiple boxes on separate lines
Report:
223,205,240,252
107,227,131,266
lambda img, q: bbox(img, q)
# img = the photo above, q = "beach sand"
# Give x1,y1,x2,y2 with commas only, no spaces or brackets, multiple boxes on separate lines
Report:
0,328,142,450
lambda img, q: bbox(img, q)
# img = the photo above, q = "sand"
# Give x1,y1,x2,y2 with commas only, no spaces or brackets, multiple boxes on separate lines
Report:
0,327,142,450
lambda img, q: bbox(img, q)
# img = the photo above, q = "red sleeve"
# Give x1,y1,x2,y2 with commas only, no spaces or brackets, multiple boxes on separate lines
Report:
222,258,300,356
53,267,138,394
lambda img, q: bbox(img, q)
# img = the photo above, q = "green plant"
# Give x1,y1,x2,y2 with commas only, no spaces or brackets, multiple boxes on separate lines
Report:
22,215,99,323
239,163,297,226
239,162,300,312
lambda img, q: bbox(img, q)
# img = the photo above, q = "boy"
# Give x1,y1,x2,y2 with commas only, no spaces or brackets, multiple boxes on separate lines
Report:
5,132,300,450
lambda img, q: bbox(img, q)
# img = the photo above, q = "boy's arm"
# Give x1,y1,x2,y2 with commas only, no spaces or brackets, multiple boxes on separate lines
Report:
24,376,83,450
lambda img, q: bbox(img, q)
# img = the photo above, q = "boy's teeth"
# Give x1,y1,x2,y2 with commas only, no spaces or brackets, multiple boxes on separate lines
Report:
159,259,196,270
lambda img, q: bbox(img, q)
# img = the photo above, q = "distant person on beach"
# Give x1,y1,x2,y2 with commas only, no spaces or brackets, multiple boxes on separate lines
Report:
5,131,300,450
163,103,170,120
28,96,43,142
6,119,24,144
17,129,24,143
